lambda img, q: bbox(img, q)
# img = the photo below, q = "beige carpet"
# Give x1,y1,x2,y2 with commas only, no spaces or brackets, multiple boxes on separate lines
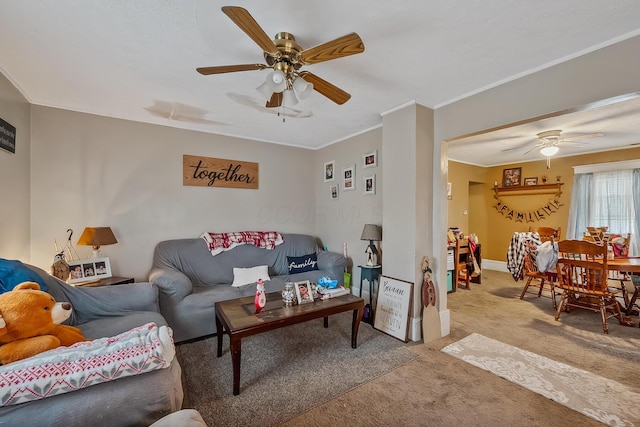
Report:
442,333,640,426
280,269,640,427
178,312,417,427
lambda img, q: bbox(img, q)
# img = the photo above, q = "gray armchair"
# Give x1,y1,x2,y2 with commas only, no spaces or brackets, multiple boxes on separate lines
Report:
0,263,183,427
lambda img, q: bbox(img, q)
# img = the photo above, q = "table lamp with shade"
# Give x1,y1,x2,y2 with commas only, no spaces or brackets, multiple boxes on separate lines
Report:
360,224,382,266
77,227,118,258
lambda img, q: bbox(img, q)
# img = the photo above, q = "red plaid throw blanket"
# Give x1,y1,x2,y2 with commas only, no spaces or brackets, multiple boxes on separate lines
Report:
201,231,284,256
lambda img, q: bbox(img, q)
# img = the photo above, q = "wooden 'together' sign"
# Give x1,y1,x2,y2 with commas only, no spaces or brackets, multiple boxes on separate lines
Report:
183,154,259,189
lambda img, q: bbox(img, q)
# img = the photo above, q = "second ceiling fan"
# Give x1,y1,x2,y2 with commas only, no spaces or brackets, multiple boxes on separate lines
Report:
197,6,365,108
502,129,605,156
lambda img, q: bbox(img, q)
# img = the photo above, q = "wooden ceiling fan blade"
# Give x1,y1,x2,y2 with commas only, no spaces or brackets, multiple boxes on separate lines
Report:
561,132,604,142
299,33,365,65
265,92,282,108
221,6,280,56
298,71,351,105
196,64,268,75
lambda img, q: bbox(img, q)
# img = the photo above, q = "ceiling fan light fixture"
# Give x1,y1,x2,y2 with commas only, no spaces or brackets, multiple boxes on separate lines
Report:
540,146,559,156
268,70,286,92
293,77,313,99
283,88,298,106
256,80,274,100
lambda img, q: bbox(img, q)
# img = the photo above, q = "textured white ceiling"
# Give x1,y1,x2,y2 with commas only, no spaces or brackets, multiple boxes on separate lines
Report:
2,0,640,159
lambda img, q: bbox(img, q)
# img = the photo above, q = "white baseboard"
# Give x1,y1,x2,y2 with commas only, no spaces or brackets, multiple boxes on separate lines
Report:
482,259,508,273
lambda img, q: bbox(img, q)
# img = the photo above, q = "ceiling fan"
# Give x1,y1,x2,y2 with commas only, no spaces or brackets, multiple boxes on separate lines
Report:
196,6,365,108
502,129,605,156
502,129,604,168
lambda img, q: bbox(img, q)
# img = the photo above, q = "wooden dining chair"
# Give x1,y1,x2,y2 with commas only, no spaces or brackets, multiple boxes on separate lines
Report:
607,233,632,308
455,238,471,290
519,227,561,308
530,226,561,242
555,239,624,334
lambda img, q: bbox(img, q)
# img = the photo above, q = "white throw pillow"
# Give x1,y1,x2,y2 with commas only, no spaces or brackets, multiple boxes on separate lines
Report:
231,265,271,287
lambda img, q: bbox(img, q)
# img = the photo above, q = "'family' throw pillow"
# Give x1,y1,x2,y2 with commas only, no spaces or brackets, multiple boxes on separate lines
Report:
287,253,319,274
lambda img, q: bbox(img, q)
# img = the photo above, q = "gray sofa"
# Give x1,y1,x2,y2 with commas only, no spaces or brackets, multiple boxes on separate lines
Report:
149,233,347,342
0,263,183,427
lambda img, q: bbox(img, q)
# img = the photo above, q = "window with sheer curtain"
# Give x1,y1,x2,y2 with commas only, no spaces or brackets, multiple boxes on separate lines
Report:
567,164,640,256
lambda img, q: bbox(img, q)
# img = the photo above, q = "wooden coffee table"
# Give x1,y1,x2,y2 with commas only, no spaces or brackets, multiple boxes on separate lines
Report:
215,291,365,395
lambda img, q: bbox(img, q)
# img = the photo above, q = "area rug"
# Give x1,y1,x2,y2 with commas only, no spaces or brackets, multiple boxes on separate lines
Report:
442,333,640,427
178,312,417,427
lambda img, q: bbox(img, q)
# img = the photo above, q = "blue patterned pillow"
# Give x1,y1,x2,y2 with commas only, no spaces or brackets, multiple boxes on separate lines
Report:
287,253,319,274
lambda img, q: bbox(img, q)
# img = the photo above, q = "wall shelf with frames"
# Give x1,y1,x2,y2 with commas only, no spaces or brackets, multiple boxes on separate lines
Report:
493,183,563,197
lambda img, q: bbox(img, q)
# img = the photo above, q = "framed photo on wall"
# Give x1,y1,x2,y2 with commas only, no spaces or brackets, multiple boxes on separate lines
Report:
324,160,335,182
68,257,112,284
524,177,538,186
502,167,522,187
342,164,355,191
330,184,339,200
363,175,376,195
362,150,377,169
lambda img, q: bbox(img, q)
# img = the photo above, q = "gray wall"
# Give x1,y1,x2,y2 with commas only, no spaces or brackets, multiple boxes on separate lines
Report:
0,73,31,260
314,127,382,294
29,107,317,280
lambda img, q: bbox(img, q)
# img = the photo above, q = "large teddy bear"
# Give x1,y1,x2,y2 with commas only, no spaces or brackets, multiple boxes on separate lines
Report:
0,281,88,364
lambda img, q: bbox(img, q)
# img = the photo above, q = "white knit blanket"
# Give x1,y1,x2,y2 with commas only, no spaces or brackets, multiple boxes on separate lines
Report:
0,322,175,407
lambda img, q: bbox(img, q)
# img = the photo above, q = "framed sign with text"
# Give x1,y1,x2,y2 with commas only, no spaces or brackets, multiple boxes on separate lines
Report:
183,154,259,189
374,275,413,342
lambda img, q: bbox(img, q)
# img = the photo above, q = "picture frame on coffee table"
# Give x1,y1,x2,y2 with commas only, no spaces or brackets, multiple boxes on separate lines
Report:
295,280,314,304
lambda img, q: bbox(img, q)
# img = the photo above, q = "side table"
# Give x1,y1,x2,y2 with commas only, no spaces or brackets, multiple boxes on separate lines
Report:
74,276,134,287
358,265,381,324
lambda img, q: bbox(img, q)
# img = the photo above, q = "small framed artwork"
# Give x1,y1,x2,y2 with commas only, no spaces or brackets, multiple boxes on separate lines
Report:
330,184,339,200
523,177,538,186
363,175,376,195
324,160,335,182
295,280,314,304
502,167,522,187
68,257,112,284
362,150,377,169
342,164,355,191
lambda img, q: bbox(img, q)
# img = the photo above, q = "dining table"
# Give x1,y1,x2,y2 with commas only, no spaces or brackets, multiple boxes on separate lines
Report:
607,257,640,315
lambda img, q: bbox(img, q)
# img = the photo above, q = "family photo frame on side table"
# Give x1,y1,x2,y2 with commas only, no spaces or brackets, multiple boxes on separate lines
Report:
68,257,112,284
295,280,314,304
